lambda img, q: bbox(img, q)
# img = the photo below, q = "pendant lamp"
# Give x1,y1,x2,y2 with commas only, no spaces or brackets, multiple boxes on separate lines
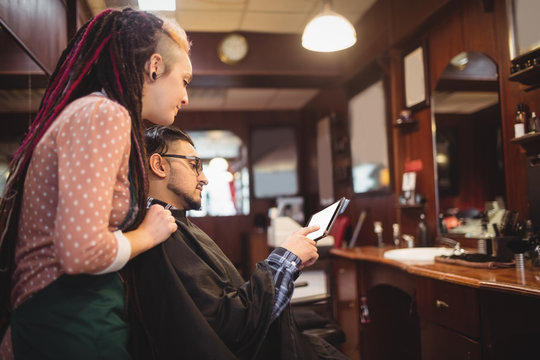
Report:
302,0,357,52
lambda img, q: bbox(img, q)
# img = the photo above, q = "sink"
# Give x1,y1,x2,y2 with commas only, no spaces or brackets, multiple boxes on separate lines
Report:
383,247,455,263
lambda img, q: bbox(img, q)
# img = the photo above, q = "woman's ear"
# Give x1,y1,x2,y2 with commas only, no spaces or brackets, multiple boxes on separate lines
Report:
149,153,167,178
144,53,164,81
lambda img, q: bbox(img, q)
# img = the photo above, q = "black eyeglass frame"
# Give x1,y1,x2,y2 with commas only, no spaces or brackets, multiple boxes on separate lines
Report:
161,154,203,175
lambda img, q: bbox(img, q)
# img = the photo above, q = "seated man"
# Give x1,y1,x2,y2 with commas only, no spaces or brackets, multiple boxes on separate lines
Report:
129,125,348,359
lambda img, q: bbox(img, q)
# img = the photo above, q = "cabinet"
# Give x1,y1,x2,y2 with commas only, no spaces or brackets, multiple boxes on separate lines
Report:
332,257,361,359
332,257,420,360
416,278,481,360
331,247,540,360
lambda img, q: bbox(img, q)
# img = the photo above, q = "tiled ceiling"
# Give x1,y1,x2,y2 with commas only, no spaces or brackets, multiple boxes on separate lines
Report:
90,0,374,34
83,0,377,111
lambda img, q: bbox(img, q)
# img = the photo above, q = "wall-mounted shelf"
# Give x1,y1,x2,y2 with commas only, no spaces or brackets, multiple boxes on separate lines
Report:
398,203,425,209
508,65,540,86
511,132,540,156
393,119,418,128
509,47,540,89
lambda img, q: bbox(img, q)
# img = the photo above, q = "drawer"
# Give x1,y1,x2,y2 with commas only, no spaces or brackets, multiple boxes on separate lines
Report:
416,277,480,339
421,321,482,360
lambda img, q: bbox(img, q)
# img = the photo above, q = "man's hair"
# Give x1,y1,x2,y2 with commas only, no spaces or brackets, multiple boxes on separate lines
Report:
145,125,195,156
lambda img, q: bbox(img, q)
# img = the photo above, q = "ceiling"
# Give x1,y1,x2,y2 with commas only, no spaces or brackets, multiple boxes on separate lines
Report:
81,0,376,111
88,0,373,34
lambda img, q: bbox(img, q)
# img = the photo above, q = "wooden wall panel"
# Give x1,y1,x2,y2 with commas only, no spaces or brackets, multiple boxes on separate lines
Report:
389,0,451,45
386,0,535,240
341,0,392,79
0,0,67,75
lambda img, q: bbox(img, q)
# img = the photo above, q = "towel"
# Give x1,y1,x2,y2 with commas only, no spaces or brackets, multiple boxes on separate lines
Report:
435,254,515,269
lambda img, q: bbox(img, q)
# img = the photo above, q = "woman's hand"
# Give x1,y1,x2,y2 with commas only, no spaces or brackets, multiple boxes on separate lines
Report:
125,204,177,259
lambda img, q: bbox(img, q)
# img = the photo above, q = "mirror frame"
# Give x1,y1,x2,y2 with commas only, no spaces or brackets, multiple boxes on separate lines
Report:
430,52,505,239
402,39,430,111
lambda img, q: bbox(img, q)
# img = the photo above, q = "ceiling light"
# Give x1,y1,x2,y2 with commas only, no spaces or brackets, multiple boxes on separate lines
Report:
138,0,175,11
302,0,357,52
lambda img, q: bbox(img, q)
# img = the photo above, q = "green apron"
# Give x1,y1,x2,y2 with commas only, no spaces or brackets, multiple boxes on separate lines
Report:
10,272,131,360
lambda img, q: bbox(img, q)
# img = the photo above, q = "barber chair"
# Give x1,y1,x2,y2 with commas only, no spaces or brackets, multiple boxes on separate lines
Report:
293,307,346,347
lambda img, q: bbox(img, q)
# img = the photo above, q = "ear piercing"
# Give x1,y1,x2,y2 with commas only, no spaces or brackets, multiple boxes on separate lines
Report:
152,72,157,80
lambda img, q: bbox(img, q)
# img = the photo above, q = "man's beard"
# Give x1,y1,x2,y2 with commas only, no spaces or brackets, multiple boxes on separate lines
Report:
172,188,201,211
183,193,202,211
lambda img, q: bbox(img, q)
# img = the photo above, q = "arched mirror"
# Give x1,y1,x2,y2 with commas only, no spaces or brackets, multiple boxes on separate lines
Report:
432,52,506,238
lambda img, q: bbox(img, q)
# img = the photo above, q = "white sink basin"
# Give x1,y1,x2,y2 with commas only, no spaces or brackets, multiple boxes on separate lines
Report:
383,247,455,263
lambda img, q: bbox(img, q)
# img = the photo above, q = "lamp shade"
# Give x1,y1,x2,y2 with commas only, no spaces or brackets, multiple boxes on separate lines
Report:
302,9,357,52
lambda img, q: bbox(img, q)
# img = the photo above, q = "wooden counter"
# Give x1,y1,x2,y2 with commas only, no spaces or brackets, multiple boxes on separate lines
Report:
331,246,540,297
329,246,540,360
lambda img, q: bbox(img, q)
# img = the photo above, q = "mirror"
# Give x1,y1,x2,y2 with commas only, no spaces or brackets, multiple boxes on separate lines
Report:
251,126,298,198
432,52,506,238
349,79,390,193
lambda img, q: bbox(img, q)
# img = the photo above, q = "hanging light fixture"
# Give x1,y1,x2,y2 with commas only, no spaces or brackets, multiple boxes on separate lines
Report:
302,0,357,52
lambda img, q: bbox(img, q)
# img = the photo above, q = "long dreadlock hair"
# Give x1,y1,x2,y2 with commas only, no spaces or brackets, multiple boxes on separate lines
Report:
0,8,190,330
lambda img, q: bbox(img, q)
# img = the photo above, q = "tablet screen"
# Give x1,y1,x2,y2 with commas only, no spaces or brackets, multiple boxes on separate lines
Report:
306,200,342,240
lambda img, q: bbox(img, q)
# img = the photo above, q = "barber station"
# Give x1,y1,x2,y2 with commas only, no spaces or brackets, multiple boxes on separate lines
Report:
2,0,540,359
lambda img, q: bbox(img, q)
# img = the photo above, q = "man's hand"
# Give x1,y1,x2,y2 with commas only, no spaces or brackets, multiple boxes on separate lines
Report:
280,225,320,269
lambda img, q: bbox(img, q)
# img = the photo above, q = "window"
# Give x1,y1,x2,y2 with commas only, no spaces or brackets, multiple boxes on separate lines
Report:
187,130,249,217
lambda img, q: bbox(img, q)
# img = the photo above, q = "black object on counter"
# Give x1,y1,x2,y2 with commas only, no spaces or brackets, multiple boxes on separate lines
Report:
417,213,428,247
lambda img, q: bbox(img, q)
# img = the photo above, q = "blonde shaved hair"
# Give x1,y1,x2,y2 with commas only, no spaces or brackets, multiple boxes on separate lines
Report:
154,17,191,76
161,17,191,53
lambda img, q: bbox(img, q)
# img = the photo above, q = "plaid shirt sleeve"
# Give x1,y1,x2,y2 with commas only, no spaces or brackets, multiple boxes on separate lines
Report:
265,247,301,322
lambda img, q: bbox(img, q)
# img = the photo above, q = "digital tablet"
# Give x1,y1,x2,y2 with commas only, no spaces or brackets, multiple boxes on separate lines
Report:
305,197,350,241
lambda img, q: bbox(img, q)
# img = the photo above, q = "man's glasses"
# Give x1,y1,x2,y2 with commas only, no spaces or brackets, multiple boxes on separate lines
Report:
161,154,203,175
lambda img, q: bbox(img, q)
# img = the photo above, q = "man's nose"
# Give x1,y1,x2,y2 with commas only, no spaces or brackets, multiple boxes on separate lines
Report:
198,172,208,185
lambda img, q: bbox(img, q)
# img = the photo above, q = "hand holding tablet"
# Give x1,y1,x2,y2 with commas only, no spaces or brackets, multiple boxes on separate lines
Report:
305,197,350,241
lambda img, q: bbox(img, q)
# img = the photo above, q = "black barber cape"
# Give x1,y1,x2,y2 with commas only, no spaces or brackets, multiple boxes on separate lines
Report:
129,208,328,360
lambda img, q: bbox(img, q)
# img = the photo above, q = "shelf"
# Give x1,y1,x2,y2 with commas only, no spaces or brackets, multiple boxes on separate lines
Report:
398,203,425,209
511,132,540,156
393,119,418,128
508,47,540,87
508,65,540,86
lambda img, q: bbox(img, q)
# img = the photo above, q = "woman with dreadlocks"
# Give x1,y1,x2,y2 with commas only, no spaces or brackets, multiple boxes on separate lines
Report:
0,8,192,359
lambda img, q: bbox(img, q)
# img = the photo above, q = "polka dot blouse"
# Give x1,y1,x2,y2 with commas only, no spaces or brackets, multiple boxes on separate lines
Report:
10,93,133,310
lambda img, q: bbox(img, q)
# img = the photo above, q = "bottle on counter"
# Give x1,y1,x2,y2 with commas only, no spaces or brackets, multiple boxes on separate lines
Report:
478,219,489,255
529,112,538,133
374,221,384,247
392,223,400,247
438,213,448,233
514,104,527,138
417,213,428,247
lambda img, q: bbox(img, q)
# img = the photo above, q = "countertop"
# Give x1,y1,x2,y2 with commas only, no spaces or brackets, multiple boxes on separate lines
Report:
330,246,540,297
